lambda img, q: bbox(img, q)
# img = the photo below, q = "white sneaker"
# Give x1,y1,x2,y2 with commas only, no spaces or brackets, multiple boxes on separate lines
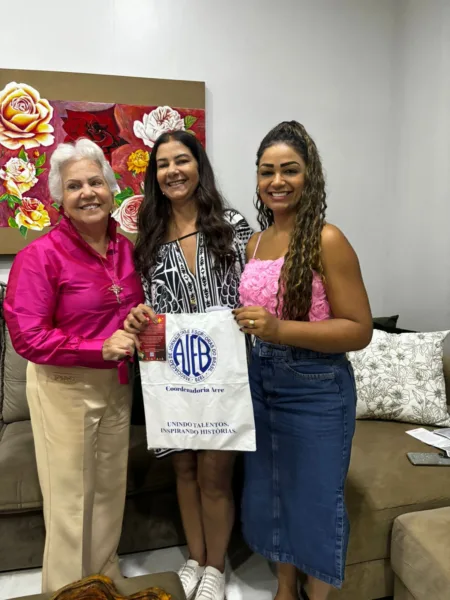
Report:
194,566,226,600
178,560,205,600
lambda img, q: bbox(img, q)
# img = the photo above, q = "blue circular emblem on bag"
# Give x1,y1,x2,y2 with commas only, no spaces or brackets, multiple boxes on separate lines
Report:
168,328,218,383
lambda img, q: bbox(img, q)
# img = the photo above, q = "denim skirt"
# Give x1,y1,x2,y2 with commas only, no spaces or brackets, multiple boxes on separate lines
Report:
241,340,357,588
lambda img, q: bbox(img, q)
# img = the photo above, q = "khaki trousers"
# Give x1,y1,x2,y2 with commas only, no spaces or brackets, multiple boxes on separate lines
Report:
26,363,132,593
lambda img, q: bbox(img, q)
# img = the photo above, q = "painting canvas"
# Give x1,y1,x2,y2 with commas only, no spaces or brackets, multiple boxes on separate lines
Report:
0,69,205,253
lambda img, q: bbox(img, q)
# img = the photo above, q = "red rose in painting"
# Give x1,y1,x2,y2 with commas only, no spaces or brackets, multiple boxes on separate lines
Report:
62,108,122,158
112,194,143,233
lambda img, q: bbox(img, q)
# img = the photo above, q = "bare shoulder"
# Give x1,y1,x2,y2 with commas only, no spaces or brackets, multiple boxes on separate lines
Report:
321,223,359,267
321,223,350,247
245,232,261,261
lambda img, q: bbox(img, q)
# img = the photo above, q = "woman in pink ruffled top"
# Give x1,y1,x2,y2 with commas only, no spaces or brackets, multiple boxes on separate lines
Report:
234,121,372,600
4,139,144,593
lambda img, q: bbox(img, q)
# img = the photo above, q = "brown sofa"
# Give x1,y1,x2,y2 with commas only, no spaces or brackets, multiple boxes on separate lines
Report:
2,277,450,600
391,506,450,600
330,332,450,600
0,281,185,572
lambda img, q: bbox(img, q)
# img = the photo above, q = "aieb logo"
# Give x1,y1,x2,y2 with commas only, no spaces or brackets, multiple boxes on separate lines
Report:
168,328,218,383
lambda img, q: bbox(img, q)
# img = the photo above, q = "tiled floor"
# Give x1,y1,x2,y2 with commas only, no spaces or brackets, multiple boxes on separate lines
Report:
0,546,278,600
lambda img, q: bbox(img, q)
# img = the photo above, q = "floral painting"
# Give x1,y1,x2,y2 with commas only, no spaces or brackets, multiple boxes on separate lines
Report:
0,81,206,239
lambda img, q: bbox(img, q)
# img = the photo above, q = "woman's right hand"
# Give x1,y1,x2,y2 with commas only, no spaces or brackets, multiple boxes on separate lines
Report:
102,330,139,361
124,304,158,334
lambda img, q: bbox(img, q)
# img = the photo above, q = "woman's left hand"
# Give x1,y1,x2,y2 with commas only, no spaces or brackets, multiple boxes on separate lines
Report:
233,306,281,343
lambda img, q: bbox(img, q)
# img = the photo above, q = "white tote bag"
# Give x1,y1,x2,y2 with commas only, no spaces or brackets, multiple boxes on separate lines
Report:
139,309,256,452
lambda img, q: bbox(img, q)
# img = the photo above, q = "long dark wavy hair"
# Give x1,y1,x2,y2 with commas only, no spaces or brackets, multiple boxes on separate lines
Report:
255,121,327,321
134,130,235,275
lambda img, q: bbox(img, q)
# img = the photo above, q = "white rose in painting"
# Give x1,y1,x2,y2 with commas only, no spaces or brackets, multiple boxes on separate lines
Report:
133,106,185,148
112,194,143,233
0,157,38,198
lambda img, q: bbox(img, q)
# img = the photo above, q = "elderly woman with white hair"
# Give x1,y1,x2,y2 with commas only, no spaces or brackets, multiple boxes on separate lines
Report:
4,138,144,592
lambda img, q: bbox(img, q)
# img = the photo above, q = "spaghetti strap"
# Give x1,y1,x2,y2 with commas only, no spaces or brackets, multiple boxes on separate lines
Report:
252,232,264,259
162,231,198,245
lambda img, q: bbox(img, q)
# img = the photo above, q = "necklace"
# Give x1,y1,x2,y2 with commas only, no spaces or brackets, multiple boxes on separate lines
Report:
100,247,123,304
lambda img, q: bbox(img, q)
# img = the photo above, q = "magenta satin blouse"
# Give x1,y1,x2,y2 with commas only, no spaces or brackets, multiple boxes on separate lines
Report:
4,216,144,371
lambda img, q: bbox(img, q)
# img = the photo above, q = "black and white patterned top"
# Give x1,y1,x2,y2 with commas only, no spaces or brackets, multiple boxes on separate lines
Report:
142,209,253,459
142,209,253,315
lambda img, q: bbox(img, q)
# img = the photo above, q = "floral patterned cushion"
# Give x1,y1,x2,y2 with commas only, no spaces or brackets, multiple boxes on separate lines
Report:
349,329,450,427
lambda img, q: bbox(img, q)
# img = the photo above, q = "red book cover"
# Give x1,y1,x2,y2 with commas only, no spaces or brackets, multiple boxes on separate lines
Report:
138,315,166,361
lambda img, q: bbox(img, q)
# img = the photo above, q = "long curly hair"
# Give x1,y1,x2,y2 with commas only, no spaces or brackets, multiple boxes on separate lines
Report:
255,121,327,321
134,130,235,275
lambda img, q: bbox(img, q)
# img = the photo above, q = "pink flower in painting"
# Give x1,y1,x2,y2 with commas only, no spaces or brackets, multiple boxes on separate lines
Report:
133,106,185,148
112,194,143,233
0,82,54,150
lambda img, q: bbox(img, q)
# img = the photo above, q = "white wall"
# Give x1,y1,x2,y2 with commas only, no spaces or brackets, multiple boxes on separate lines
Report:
383,0,450,330
0,0,396,313
0,259,11,283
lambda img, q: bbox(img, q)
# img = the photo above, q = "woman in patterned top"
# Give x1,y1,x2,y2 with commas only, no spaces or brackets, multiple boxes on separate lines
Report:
124,130,253,600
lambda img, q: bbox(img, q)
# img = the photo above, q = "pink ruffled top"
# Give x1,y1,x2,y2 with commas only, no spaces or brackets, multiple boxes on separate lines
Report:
239,234,331,322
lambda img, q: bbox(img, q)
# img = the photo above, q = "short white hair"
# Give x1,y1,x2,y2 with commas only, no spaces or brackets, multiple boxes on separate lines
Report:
48,138,120,204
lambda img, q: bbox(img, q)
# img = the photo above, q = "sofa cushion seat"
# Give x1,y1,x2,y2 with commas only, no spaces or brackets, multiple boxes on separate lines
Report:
346,420,450,565
3,329,28,423
0,422,175,514
0,421,41,512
